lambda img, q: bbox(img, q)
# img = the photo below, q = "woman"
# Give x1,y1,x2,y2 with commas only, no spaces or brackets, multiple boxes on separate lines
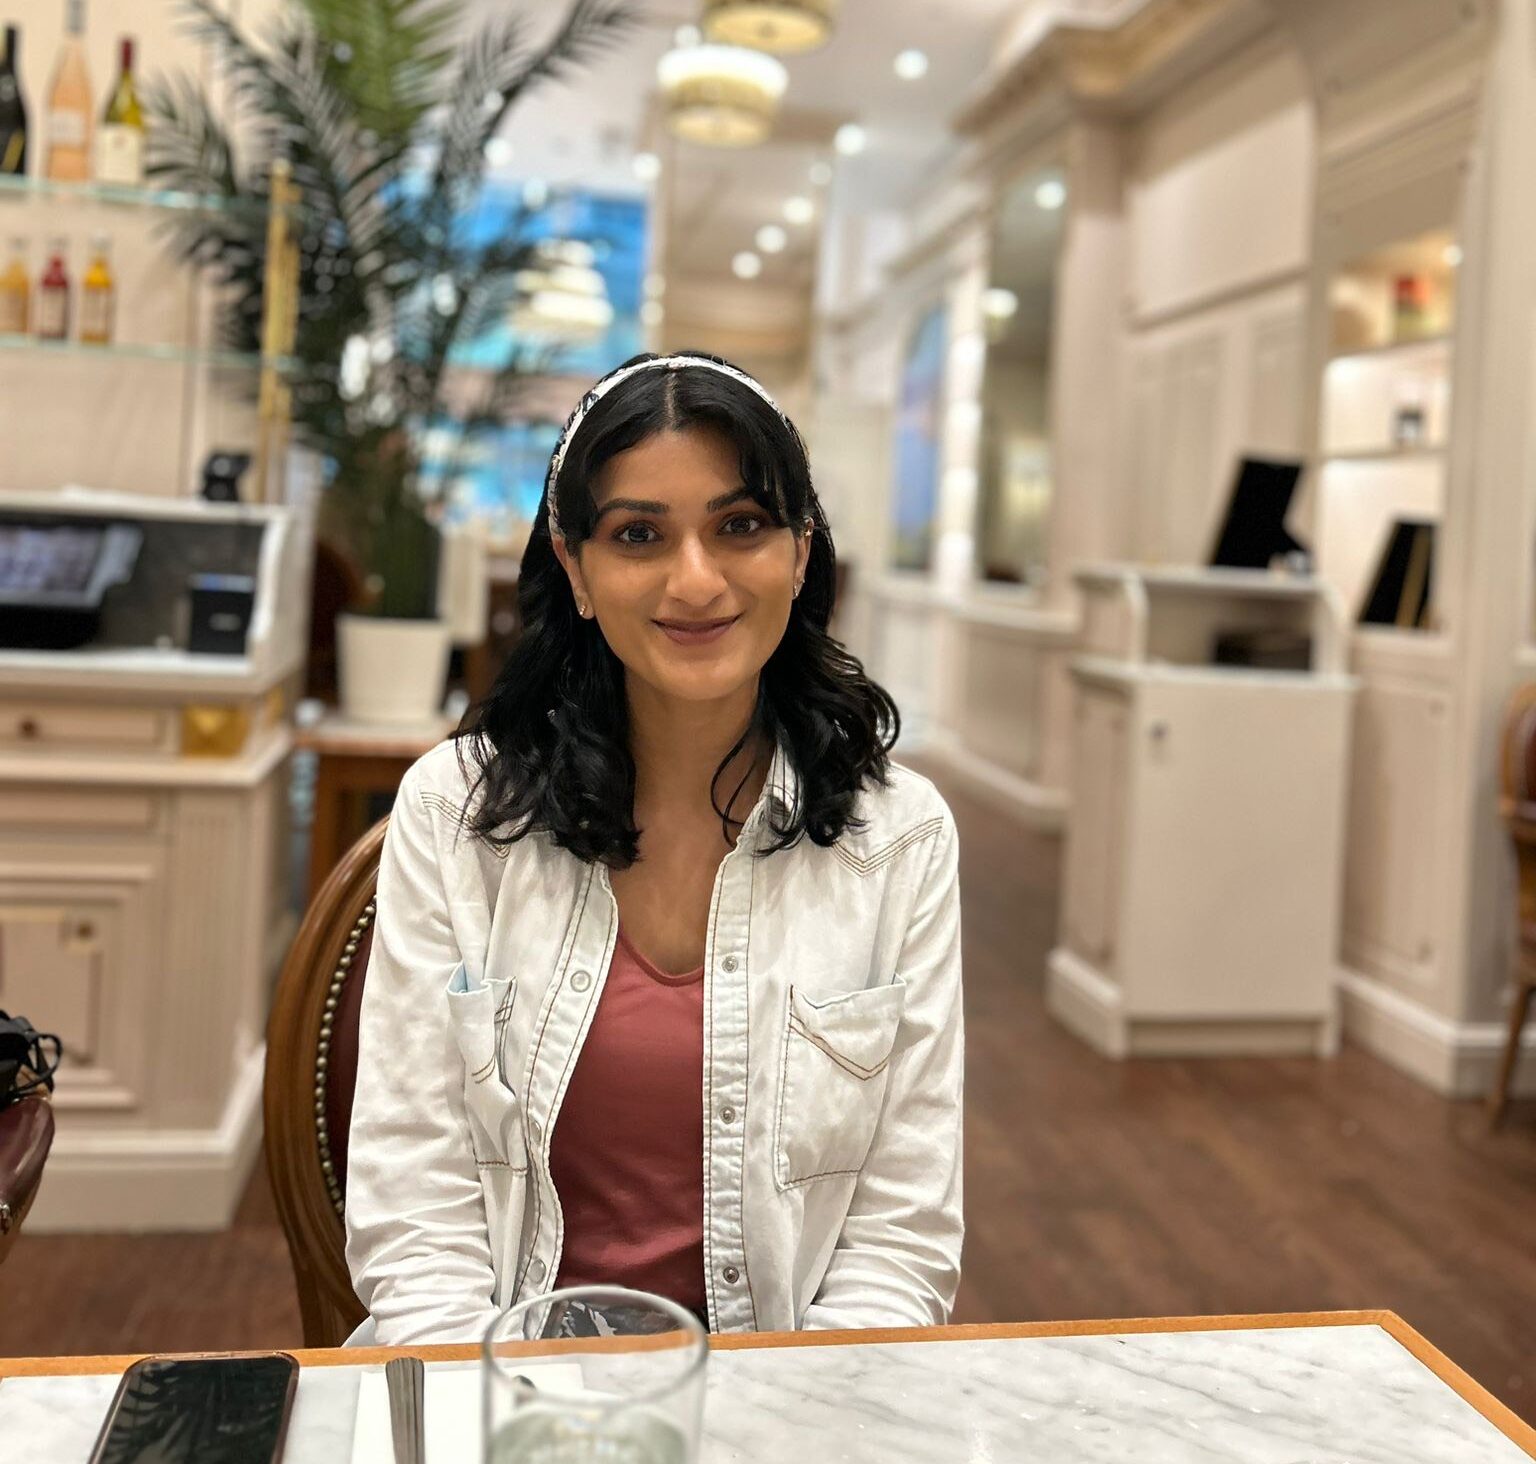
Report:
346,351,964,1345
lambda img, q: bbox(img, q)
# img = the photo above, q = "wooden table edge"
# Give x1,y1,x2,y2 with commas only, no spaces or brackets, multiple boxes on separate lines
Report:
3,1310,1530,1456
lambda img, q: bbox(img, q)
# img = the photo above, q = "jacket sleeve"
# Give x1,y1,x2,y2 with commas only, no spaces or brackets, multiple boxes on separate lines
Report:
801,804,965,1330
344,764,502,1345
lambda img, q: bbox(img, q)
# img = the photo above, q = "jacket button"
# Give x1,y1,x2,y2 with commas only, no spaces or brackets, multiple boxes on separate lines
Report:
529,1119,543,1146
720,1106,736,1124
571,970,592,992
721,1265,739,1284
530,1257,546,1282
721,955,738,973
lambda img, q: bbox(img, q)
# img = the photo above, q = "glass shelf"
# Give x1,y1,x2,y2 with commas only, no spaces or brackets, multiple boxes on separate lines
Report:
1322,446,1447,465
0,333,294,371
1327,333,1452,367
0,174,280,217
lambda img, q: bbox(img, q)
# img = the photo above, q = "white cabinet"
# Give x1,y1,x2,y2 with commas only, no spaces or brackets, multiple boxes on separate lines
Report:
1048,565,1355,1057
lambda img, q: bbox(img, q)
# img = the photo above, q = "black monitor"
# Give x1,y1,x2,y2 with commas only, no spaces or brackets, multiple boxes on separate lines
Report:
1208,456,1307,569
1358,518,1435,629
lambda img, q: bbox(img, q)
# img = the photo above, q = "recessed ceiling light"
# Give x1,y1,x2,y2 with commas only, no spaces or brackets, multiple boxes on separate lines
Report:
1034,177,1066,211
756,223,787,253
834,123,866,156
894,49,928,80
783,195,815,225
1443,243,1463,267
483,136,513,168
643,272,666,299
732,250,763,279
981,287,1018,320
641,300,664,326
632,151,661,182
674,23,702,46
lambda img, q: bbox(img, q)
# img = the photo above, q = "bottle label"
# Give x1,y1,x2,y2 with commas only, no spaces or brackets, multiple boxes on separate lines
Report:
48,110,86,148
0,286,25,335
81,284,112,342
36,285,67,339
96,125,142,185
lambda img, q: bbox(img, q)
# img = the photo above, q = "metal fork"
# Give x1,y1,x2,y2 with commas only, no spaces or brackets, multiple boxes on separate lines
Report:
385,1354,426,1464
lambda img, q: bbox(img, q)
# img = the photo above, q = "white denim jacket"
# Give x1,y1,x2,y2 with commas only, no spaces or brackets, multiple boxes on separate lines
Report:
345,736,964,1344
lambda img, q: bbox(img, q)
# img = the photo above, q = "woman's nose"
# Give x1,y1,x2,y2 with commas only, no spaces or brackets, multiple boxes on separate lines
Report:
665,533,729,606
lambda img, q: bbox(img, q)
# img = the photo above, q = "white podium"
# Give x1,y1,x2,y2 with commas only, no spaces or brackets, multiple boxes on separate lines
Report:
1047,565,1356,1058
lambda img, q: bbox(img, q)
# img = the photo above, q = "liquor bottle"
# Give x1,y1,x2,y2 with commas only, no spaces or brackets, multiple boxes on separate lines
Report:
36,237,69,339
45,0,91,183
0,26,28,176
79,233,113,343
96,37,143,186
1392,274,1429,343
0,238,28,334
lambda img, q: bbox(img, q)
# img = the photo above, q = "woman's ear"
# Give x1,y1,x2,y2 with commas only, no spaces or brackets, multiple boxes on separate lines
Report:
551,533,593,618
794,517,814,588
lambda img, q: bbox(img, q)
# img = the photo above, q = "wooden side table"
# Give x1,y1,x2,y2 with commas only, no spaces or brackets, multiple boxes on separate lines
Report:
296,714,453,904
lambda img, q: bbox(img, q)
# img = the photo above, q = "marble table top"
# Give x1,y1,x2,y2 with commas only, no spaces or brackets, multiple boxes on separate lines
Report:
4,1315,1532,1463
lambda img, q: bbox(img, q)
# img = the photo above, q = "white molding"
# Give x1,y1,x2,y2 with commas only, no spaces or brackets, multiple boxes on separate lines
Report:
28,1041,268,1232
1046,945,1129,1058
1338,969,1536,1099
922,727,1069,831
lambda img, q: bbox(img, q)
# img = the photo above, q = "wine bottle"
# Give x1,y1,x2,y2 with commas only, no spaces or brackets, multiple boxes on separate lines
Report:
0,238,28,334
0,26,27,176
36,237,69,339
96,37,143,186
45,0,91,183
80,233,113,343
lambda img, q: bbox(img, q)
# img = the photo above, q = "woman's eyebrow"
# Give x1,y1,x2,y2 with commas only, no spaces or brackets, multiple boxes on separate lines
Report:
593,486,752,522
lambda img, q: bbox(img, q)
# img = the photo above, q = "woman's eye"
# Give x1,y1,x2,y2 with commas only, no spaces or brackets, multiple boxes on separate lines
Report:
722,514,765,536
614,522,658,546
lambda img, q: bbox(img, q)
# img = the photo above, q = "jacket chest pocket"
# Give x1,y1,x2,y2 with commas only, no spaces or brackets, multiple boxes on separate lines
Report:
774,979,906,1189
446,969,529,1177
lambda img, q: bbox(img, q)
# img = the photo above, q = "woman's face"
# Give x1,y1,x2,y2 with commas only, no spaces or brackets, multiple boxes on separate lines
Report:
553,425,812,707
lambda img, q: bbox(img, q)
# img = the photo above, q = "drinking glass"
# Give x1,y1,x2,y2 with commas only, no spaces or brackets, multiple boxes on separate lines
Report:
482,1286,708,1464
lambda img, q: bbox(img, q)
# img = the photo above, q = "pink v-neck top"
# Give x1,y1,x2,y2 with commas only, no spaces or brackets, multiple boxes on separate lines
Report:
548,924,707,1313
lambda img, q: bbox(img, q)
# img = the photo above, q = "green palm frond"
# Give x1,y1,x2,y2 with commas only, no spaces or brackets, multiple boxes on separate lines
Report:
148,0,645,617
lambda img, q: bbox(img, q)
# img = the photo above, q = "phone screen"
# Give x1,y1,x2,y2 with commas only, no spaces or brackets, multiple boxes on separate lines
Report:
91,1354,298,1464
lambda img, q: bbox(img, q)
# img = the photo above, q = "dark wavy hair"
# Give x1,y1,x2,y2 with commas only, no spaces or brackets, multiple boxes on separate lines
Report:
458,350,900,868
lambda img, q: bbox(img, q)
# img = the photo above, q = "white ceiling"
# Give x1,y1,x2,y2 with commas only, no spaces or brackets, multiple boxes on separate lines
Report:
486,0,1025,307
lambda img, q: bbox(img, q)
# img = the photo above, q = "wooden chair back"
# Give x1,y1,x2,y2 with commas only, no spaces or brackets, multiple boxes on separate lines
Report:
0,1096,54,1268
1498,681,1536,932
264,818,388,1347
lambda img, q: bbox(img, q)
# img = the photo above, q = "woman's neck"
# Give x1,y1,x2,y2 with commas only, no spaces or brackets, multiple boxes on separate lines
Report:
627,677,770,831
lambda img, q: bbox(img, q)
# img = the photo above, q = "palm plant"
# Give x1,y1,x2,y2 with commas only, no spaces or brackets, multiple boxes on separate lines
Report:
147,0,639,617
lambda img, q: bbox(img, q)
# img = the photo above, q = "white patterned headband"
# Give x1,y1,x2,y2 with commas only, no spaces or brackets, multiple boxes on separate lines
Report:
544,354,788,539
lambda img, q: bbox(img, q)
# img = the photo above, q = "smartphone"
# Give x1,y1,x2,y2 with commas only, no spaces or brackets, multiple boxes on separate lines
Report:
87,1351,300,1464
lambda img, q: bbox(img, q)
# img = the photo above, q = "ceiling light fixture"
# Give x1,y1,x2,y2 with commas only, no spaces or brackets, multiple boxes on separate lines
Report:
756,223,787,253
783,195,815,225
1034,177,1066,211
632,151,661,182
510,239,614,343
702,0,838,55
894,49,928,80
658,43,788,147
732,250,763,279
833,123,866,156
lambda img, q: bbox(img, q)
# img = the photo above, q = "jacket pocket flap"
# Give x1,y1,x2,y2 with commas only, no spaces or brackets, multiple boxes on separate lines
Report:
788,979,906,1079
445,966,516,1086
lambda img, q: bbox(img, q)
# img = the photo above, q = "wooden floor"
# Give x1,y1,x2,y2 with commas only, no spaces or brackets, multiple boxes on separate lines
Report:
5,758,1536,1423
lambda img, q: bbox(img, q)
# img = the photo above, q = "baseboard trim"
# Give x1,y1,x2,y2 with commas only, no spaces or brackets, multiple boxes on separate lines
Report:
1048,946,1336,1058
1046,946,1128,1058
1338,970,1536,1099
921,730,1068,832
28,1041,268,1233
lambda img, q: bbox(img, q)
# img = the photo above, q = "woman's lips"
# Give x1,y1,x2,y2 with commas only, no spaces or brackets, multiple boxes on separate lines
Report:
654,614,740,646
